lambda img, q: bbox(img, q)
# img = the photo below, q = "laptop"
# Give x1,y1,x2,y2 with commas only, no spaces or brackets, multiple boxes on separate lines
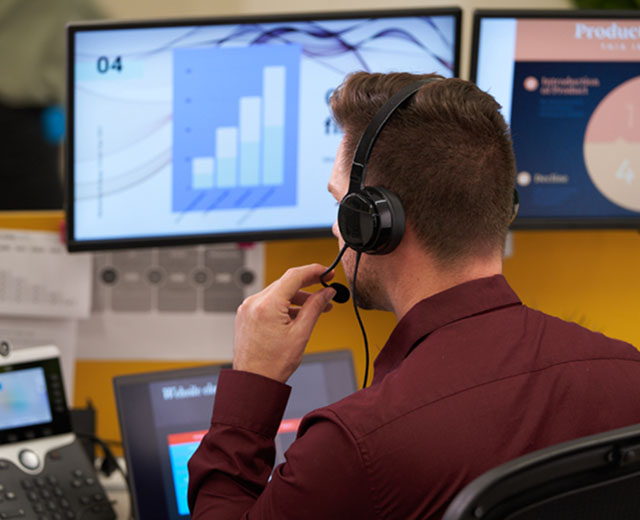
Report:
113,350,357,520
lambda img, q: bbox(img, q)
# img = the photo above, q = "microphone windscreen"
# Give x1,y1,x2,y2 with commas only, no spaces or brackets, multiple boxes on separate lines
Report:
330,282,351,304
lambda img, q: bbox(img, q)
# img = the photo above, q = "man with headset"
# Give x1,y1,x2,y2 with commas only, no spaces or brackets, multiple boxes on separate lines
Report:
188,72,640,519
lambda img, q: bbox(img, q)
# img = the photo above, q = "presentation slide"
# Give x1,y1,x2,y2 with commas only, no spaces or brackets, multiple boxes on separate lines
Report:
475,17,640,222
71,14,458,243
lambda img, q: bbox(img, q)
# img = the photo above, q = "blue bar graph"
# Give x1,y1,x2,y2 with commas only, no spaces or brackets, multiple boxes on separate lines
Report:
216,127,237,188
173,44,301,213
263,66,286,186
191,157,214,189
239,96,261,187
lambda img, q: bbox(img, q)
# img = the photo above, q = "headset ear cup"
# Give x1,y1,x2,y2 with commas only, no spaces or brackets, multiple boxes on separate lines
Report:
338,192,377,252
362,186,405,255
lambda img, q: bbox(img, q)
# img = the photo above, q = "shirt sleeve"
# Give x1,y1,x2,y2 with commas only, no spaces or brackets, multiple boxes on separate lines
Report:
187,369,376,519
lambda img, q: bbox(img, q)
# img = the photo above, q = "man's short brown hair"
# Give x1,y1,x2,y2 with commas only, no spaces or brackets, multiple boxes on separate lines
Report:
330,72,516,265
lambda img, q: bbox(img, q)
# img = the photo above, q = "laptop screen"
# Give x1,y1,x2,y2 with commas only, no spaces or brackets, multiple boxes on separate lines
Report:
113,350,356,519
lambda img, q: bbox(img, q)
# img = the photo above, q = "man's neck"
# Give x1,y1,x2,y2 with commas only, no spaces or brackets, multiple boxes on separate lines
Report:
384,237,503,320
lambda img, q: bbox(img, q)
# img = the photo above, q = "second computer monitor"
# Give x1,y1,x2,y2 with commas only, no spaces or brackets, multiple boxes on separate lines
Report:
472,10,640,229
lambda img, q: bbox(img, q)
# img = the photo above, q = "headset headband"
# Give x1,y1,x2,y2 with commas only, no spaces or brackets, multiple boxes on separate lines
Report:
348,78,439,194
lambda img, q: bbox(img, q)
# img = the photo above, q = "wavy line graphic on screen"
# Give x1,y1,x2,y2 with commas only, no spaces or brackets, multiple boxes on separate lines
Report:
245,21,454,73
74,94,170,164
76,19,453,75
74,80,173,202
76,149,171,201
74,85,172,200
583,76,640,213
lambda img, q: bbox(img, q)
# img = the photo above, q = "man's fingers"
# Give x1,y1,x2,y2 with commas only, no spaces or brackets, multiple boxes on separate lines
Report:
292,287,336,337
322,300,334,313
289,293,334,315
288,307,300,320
320,269,335,283
277,264,332,300
290,291,312,307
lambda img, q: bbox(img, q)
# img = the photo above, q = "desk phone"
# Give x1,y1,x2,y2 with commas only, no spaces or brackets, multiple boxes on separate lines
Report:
0,345,115,520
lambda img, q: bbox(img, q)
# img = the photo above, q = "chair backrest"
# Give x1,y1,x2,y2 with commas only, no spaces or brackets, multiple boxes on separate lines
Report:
442,422,640,520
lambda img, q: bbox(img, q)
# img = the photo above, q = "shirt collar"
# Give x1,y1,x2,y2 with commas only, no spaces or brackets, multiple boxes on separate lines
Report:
372,274,521,384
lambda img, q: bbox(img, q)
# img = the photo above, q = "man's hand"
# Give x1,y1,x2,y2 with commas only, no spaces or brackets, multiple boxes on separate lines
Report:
232,264,336,383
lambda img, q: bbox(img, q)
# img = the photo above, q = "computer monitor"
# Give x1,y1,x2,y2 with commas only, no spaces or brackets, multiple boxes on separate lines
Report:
66,8,461,251
471,10,640,229
113,350,357,520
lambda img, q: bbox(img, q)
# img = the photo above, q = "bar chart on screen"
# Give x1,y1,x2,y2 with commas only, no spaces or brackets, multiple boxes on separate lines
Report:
172,44,302,215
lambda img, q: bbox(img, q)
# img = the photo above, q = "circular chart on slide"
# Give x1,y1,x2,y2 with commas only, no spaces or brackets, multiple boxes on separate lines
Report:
583,76,640,212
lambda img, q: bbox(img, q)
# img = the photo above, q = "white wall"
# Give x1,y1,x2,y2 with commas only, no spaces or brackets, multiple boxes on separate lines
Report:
93,0,242,19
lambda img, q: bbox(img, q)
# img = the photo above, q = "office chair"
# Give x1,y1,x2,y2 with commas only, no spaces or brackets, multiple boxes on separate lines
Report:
442,422,640,520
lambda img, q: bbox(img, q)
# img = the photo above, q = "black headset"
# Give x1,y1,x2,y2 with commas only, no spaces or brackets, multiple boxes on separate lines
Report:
337,79,439,256
336,78,519,255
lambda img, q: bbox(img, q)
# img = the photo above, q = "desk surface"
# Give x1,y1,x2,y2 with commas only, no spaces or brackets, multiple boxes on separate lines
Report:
98,460,131,520
106,488,130,519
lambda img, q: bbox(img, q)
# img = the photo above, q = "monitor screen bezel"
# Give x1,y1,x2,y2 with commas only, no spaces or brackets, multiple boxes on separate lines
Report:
470,9,640,231
65,7,462,251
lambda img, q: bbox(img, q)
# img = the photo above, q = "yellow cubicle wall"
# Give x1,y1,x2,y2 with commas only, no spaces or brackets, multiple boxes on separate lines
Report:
262,230,640,373
1,211,639,447
0,211,65,233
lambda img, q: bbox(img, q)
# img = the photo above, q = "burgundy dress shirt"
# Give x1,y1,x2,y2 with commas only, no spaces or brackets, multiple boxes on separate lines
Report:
188,275,640,519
